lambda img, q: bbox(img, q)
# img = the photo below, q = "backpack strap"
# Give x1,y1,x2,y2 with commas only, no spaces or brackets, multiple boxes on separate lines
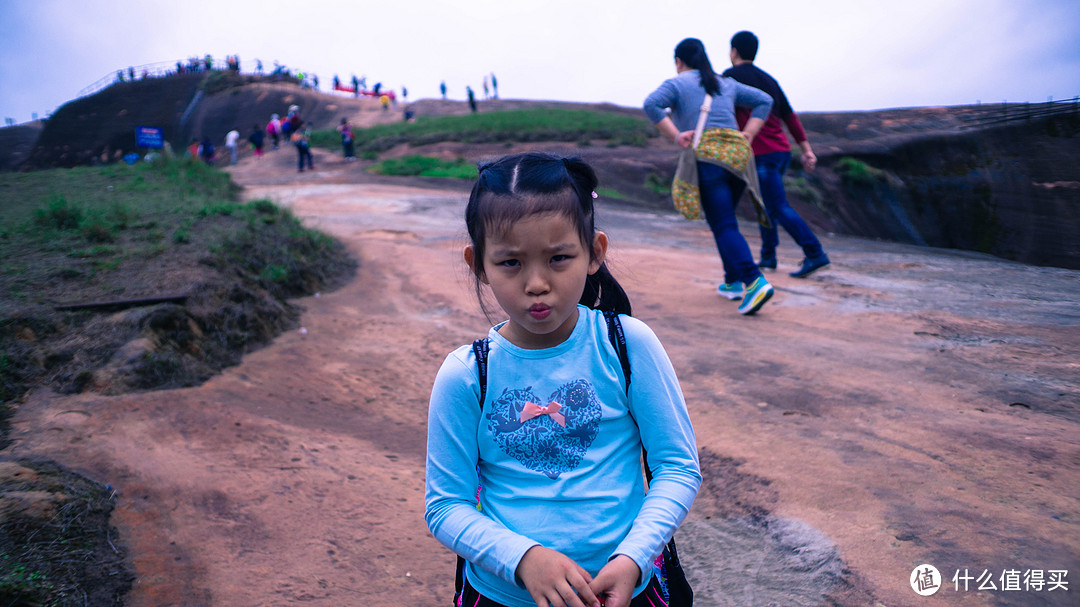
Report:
457,338,489,603
472,338,490,411
603,311,631,397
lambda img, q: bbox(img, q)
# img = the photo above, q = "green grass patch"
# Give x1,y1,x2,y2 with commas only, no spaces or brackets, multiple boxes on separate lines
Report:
595,187,630,201
645,173,671,197
835,157,887,186
310,108,656,153
368,155,477,179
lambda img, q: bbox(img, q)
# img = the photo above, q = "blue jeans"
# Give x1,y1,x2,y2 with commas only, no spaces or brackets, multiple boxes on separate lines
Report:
756,151,824,260
698,162,761,285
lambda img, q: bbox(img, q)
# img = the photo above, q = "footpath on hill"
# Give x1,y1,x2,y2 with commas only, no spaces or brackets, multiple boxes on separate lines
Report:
7,145,1080,606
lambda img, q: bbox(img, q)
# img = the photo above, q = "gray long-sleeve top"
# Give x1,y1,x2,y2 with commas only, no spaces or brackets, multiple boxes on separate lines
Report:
643,69,773,132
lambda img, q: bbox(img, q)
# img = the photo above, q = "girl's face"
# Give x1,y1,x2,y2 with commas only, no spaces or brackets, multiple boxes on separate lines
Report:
467,212,607,350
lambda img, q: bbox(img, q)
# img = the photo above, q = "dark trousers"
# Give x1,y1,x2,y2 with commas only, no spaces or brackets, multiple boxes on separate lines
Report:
756,151,824,260
698,161,761,286
296,143,313,170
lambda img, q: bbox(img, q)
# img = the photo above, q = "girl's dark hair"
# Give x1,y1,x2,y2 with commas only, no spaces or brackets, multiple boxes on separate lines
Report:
464,152,632,317
674,37,720,96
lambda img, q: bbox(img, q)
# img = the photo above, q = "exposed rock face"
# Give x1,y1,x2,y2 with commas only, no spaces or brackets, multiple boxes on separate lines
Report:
799,106,1080,269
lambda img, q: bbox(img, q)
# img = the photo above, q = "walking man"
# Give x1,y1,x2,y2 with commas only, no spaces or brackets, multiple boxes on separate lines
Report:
723,31,830,278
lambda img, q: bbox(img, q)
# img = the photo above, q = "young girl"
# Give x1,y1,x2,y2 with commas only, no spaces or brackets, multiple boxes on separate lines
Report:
425,153,701,607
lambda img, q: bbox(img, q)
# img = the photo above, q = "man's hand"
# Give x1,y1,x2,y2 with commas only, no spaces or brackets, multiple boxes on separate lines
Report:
588,555,641,607
676,130,695,149
516,545,602,607
799,143,818,172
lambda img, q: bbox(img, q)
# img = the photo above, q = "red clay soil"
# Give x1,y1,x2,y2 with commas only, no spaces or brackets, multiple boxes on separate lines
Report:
7,146,1079,606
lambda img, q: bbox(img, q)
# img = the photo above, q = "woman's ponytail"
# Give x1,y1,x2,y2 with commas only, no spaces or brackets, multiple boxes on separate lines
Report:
674,37,720,96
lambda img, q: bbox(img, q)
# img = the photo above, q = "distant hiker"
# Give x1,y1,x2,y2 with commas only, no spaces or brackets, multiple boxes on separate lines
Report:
186,139,199,159
352,75,360,97
440,80,447,99
116,70,124,83
199,136,215,166
249,124,265,158
292,123,314,172
401,85,408,100
338,118,355,160
491,72,498,98
483,75,490,99
205,54,213,71
724,30,830,278
313,74,319,89
128,67,135,81
280,115,292,141
256,59,263,74
644,37,776,315
267,114,282,149
333,75,341,90
466,86,477,113
176,60,184,74
379,94,390,111
373,82,382,95
225,128,240,165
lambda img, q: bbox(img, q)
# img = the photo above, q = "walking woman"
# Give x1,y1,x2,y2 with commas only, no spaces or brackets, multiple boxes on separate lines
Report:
644,38,776,315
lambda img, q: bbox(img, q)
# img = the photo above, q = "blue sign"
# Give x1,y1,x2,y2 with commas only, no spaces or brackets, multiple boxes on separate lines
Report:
135,126,164,149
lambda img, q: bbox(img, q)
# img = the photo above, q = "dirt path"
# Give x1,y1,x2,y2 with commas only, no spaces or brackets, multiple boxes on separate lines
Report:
8,148,1079,606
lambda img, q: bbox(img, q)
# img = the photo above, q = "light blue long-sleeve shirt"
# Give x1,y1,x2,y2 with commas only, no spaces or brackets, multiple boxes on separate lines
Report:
644,69,773,132
425,306,701,606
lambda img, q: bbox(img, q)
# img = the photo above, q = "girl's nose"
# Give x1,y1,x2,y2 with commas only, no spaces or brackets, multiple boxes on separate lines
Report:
524,269,550,295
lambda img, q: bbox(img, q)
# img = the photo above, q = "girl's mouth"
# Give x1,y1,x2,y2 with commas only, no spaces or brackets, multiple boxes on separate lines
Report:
529,304,551,320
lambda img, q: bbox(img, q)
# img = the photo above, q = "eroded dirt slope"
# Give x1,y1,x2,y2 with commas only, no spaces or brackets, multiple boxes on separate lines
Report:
8,147,1079,606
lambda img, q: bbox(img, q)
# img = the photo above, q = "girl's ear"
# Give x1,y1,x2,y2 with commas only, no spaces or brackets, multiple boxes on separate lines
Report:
588,231,609,275
463,245,489,284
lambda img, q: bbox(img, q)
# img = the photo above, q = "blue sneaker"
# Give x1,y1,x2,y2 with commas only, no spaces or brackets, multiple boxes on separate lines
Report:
717,282,743,300
738,277,774,315
758,254,777,270
789,254,830,278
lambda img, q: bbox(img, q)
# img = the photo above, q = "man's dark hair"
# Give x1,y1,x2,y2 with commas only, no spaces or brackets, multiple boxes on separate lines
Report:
731,30,759,61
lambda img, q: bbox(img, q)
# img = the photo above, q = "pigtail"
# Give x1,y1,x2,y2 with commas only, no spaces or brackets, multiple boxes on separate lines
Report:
580,263,632,316
562,157,634,317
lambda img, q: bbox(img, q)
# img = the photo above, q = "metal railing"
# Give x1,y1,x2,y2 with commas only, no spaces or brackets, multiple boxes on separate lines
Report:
957,97,1080,129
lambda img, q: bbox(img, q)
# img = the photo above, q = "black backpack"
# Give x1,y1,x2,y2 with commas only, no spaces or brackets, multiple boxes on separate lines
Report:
454,311,693,606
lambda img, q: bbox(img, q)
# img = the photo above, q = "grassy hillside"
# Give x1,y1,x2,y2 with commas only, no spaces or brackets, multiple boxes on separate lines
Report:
0,158,354,409
310,107,657,153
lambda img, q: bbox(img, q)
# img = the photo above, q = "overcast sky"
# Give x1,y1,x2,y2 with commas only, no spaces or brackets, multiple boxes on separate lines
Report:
2,0,1079,124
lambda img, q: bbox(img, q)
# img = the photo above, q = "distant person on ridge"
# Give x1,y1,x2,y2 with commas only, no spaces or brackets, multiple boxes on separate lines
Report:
267,114,282,149
199,136,215,166
293,123,314,172
723,30,830,278
225,128,240,165
483,74,490,99
466,86,477,113
338,118,355,160
440,80,447,99
249,124,265,158
491,72,498,98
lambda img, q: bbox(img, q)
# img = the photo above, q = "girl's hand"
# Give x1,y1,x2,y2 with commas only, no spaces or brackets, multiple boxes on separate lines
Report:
516,545,602,607
676,130,695,149
588,555,641,607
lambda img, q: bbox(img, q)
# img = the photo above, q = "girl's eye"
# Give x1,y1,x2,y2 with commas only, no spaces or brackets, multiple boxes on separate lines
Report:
497,259,520,268
551,255,570,263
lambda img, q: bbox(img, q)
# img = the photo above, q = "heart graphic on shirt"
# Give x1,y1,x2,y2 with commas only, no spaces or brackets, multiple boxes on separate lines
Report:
487,379,602,479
